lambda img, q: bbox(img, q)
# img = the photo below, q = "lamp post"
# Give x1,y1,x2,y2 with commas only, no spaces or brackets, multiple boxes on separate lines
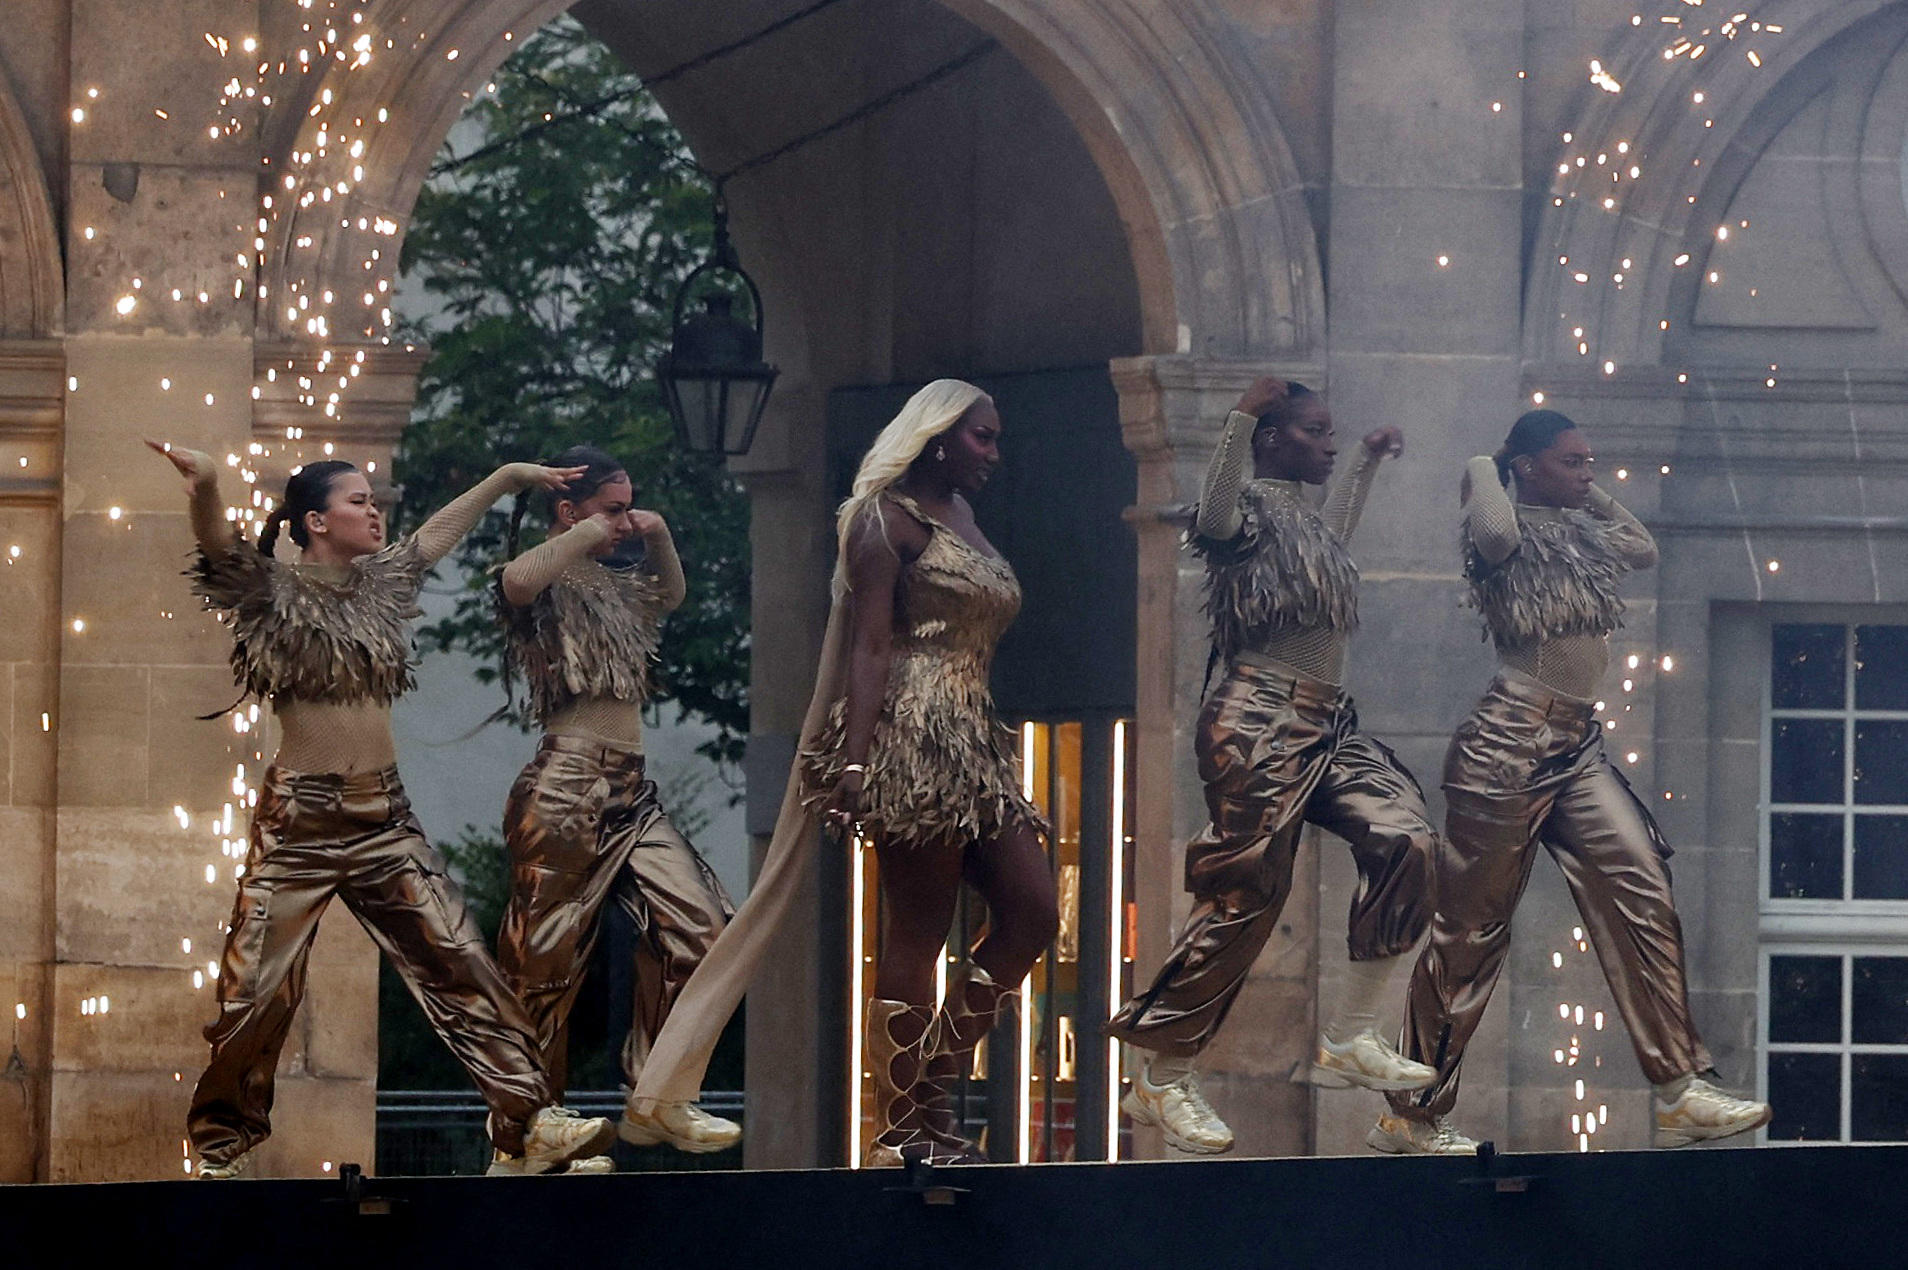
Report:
657,193,779,456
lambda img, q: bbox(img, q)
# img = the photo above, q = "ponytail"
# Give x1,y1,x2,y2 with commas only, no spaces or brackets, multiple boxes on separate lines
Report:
258,506,291,557
1497,409,1578,489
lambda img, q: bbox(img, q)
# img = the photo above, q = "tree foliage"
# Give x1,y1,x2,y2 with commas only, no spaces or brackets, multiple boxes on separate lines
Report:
393,18,748,765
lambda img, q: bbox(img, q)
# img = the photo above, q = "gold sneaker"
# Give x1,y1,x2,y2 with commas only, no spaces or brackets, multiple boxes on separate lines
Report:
1655,1078,1771,1148
486,1105,617,1176
195,1150,252,1180
1121,1071,1235,1155
1311,1030,1438,1092
1367,1112,1478,1156
560,1155,615,1175
619,1100,742,1154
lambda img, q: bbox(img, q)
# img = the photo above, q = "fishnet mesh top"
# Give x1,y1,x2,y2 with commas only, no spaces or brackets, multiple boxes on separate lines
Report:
191,467,521,774
1195,409,1379,684
1463,454,1657,700
499,517,686,751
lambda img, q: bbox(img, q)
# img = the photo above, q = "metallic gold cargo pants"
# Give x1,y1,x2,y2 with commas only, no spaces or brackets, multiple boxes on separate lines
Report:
1390,671,1713,1120
188,767,548,1163
496,736,733,1099
1107,658,1436,1057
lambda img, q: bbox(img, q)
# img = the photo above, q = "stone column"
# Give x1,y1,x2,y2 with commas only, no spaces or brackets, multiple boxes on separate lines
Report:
0,339,62,1182
1315,0,1526,1155
1112,353,1324,1159
732,379,837,1169
41,9,392,1179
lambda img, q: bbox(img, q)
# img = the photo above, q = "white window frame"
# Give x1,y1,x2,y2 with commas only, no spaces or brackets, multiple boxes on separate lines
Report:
1759,944,1908,1144
1760,615,1908,1144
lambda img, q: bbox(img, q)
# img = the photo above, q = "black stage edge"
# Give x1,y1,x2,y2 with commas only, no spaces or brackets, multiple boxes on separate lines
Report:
7,1144,1904,1269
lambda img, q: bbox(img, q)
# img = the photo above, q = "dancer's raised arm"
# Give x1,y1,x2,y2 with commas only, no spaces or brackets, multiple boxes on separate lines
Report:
1462,453,1521,566
1585,483,1658,569
1321,426,1402,542
146,440,236,557
414,462,585,566
1195,377,1288,541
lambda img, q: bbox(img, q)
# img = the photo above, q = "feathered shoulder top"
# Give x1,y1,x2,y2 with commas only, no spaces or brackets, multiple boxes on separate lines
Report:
1193,479,1359,664
499,562,666,725
1463,510,1629,650
189,535,426,706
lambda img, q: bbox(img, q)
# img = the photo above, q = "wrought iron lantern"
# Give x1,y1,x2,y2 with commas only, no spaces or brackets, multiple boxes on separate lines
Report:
657,195,779,456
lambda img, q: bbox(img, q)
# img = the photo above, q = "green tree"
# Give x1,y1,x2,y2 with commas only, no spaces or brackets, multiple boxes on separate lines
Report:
393,16,748,766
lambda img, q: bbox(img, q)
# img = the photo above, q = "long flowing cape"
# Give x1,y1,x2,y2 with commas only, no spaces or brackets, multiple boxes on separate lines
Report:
627,591,852,1112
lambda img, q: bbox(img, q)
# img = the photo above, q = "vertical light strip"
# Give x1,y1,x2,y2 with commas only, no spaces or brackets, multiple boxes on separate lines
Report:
1018,970,1034,1163
1019,722,1037,1164
847,831,866,1169
1107,718,1127,1159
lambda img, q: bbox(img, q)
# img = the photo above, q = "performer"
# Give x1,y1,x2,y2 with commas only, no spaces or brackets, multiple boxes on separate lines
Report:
804,380,1055,1167
619,380,1057,1168
1373,410,1771,1154
1106,377,1438,1155
150,442,616,1178
493,446,737,1154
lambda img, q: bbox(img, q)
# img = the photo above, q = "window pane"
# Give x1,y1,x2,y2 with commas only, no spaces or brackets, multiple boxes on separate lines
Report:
1856,625,1908,710
1853,816,1908,900
1851,1055,1908,1142
1767,1051,1842,1141
1772,718,1844,805
1856,721,1908,806
1773,623,1846,709
1769,955,1842,1044
1852,957,1908,1044
1770,812,1844,899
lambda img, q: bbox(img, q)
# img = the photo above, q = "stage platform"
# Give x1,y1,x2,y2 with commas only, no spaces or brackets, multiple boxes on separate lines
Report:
6,1142,1902,1269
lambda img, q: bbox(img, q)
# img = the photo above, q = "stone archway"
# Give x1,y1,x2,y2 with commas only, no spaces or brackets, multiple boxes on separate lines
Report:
1523,0,1908,371
252,0,1325,1168
0,71,61,337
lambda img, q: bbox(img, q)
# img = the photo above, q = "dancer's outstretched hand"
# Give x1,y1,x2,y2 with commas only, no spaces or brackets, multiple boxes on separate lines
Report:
1363,427,1404,460
503,462,590,492
1234,376,1288,419
145,439,216,490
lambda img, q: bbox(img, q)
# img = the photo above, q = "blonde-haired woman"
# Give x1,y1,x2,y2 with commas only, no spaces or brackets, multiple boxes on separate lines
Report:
622,379,1055,1167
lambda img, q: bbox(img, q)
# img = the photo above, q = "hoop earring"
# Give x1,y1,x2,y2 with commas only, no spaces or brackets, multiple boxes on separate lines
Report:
934,444,947,462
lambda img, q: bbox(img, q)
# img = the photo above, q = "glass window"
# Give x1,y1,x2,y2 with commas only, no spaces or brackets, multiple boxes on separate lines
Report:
1766,1052,1840,1141
1770,812,1843,899
1853,816,1908,900
1768,954,1840,1044
1856,625,1908,710
1763,623,1908,1145
1770,718,1844,805
1856,722,1908,805
1772,623,1845,709
1764,951,1908,1143
1767,624,1908,902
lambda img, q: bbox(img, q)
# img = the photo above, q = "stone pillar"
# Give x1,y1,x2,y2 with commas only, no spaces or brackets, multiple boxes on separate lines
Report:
1112,353,1324,1159
1315,0,1526,1155
40,8,392,1180
732,379,836,1169
0,339,62,1182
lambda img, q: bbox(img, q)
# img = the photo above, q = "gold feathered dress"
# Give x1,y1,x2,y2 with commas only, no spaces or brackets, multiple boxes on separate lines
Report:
625,492,1039,1116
